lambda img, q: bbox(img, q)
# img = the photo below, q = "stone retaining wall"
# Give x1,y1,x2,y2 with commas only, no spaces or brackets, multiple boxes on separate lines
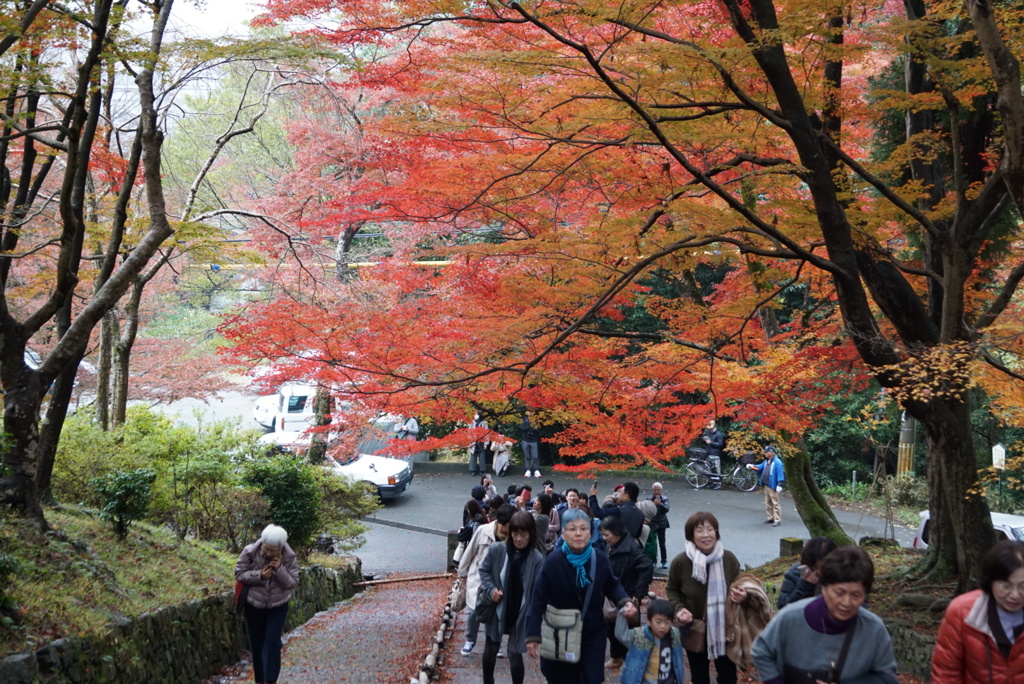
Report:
0,561,361,684
888,619,936,679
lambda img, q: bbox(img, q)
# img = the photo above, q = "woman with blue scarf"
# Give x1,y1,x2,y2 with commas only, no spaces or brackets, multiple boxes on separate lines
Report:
526,508,630,683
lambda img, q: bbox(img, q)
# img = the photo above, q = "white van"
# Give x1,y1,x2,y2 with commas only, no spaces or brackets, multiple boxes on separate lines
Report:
252,383,316,432
913,510,1024,549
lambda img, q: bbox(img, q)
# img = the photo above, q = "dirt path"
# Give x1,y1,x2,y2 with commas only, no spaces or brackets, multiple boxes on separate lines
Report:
207,576,450,684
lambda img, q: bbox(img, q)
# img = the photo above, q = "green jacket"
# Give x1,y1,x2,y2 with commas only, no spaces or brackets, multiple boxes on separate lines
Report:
665,549,740,621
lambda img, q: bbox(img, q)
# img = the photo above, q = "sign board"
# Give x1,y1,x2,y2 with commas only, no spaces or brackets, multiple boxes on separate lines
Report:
993,443,1007,470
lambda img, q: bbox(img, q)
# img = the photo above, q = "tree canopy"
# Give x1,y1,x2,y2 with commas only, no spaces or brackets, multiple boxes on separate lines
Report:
220,0,1024,587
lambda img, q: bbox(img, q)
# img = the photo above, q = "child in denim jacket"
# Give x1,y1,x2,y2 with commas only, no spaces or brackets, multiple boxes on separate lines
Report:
616,598,688,684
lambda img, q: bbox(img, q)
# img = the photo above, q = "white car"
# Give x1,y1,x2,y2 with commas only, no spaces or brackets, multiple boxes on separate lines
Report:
913,510,1024,549
257,431,414,500
253,383,316,431
327,452,414,501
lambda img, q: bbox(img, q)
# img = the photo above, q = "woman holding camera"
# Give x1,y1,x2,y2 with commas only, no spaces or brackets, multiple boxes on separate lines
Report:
235,524,300,684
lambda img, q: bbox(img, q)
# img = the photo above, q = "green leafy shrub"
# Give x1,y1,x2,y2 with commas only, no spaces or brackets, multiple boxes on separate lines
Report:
822,476,872,501
186,483,270,553
55,407,374,554
53,407,194,508
314,469,380,553
877,474,928,509
90,468,158,537
242,454,322,553
0,551,21,626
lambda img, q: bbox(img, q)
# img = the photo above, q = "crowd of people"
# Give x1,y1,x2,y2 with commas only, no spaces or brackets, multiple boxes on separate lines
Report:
231,469,1024,684
449,473,1024,684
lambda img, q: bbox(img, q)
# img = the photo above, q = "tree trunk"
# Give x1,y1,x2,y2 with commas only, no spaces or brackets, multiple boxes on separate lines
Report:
0,352,47,527
307,386,332,464
915,398,995,591
786,447,852,546
96,311,116,430
35,348,86,505
0,0,175,521
110,279,144,427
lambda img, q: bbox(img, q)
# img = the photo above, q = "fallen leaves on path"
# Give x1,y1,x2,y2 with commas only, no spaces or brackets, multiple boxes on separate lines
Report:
206,575,450,683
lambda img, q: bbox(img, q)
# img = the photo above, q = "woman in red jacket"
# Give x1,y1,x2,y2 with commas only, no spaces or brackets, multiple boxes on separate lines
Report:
932,539,1024,683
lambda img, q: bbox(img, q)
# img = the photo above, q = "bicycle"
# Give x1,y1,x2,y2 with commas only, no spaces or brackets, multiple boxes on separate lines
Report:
683,448,759,492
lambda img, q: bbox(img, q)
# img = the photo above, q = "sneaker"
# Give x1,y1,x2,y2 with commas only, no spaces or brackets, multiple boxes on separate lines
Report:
660,561,668,569
524,471,532,478
762,519,774,524
461,641,475,655
772,521,781,527
497,649,505,658
604,658,623,669
533,470,541,477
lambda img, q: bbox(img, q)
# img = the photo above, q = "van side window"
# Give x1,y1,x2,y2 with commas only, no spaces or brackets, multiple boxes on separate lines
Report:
921,520,929,546
287,395,308,413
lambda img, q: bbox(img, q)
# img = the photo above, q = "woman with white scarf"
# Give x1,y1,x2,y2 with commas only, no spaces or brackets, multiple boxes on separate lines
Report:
666,511,743,684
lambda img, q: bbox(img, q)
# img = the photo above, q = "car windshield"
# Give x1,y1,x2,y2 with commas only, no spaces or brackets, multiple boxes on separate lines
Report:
329,453,361,467
1011,527,1024,542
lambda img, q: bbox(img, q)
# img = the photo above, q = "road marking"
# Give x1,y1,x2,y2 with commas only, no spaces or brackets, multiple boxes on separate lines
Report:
367,518,449,537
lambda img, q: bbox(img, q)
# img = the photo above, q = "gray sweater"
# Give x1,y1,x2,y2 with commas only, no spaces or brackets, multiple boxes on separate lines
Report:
750,597,899,684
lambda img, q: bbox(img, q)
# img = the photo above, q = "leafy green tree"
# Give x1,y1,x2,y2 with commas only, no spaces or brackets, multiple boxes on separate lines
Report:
242,454,323,554
90,469,158,538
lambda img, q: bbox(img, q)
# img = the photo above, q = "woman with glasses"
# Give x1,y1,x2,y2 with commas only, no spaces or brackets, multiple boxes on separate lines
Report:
526,507,631,683
932,539,1024,683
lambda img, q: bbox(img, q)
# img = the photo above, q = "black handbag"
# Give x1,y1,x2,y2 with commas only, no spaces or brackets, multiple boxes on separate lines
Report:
782,617,857,683
475,585,499,623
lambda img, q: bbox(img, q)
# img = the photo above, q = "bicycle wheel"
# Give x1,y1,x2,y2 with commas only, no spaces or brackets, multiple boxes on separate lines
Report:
732,466,759,492
684,462,710,489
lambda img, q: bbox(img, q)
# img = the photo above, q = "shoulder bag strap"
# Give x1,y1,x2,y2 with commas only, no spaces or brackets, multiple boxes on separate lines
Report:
581,552,598,615
833,617,857,681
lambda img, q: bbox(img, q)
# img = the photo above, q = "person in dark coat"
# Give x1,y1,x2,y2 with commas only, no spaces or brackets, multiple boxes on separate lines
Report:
777,536,837,609
666,511,740,684
649,482,671,568
521,412,542,478
526,508,630,684
703,420,726,474
478,511,545,684
588,481,644,540
600,516,655,670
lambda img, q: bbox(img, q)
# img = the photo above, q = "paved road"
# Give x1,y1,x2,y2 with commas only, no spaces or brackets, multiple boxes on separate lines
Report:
149,388,260,429
357,467,915,577
146,392,915,572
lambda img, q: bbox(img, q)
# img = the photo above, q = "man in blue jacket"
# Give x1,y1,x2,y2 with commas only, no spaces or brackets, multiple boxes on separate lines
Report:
748,445,785,527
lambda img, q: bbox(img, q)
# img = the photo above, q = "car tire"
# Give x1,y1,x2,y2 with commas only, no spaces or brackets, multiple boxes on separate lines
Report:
362,481,384,503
